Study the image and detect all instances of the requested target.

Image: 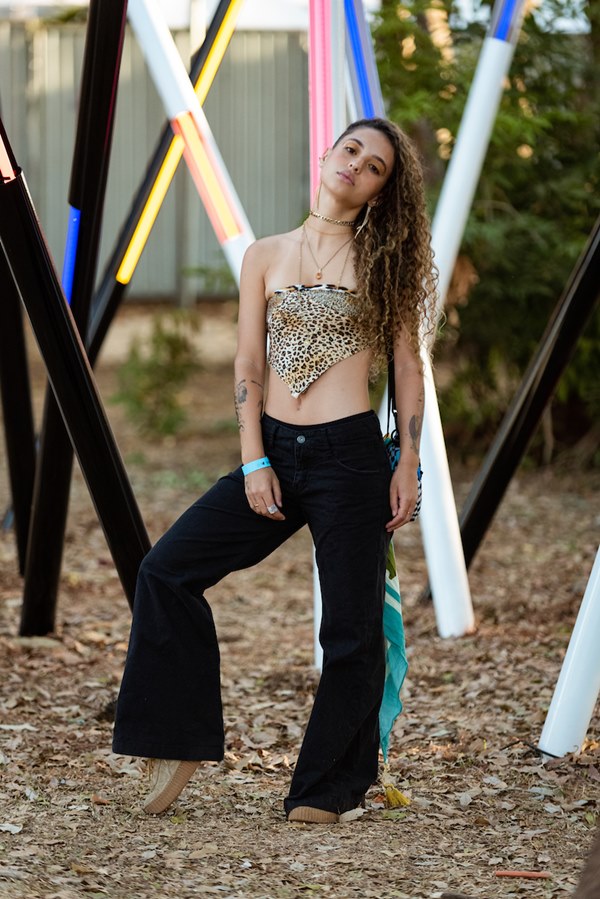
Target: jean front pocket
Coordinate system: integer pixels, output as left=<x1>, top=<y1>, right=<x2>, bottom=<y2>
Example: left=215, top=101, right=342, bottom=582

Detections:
left=331, top=435, right=389, bottom=475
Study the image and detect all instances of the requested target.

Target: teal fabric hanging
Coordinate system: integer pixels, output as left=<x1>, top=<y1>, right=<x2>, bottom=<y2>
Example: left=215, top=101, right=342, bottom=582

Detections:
left=379, top=540, right=408, bottom=761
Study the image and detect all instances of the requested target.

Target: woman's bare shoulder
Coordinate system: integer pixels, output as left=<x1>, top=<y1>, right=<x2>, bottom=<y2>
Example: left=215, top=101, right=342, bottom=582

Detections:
left=246, top=229, right=302, bottom=259
left=242, top=229, right=303, bottom=289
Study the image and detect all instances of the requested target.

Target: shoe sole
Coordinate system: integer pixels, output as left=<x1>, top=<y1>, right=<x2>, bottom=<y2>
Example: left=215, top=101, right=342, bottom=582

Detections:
left=143, top=761, right=199, bottom=815
left=288, top=806, right=339, bottom=824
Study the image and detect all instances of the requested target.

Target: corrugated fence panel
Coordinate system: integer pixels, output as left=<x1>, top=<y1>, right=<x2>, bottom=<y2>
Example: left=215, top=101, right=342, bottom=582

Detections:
left=35, top=26, right=77, bottom=273
left=0, top=22, right=309, bottom=300
left=0, top=22, right=28, bottom=163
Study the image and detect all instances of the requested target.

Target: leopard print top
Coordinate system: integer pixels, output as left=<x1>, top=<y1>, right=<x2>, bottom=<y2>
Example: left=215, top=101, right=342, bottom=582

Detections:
left=266, top=284, right=370, bottom=398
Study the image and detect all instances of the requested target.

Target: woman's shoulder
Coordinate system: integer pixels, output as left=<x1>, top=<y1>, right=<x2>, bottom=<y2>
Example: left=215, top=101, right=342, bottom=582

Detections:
left=245, top=228, right=302, bottom=260
left=241, top=229, right=303, bottom=286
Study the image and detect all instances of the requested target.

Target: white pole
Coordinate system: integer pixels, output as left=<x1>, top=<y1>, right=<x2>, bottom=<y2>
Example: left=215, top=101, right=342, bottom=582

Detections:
left=330, top=0, right=347, bottom=141
left=429, top=39, right=515, bottom=324
left=419, top=357, right=475, bottom=637
left=345, top=59, right=359, bottom=123
left=538, top=547, right=600, bottom=757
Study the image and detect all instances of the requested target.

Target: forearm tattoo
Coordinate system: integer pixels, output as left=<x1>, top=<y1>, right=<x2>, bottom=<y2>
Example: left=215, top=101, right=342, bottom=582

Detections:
left=234, top=379, right=248, bottom=431
left=250, top=379, right=264, bottom=415
left=234, top=378, right=264, bottom=431
left=409, top=386, right=425, bottom=455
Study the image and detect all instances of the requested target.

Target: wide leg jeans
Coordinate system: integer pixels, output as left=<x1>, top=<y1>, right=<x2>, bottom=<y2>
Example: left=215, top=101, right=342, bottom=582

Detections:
left=112, top=410, right=392, bottom=816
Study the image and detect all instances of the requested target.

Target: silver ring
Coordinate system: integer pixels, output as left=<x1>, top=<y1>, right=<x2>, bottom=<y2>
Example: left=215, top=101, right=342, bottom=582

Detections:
left=267, top=504, right=278, bottom=515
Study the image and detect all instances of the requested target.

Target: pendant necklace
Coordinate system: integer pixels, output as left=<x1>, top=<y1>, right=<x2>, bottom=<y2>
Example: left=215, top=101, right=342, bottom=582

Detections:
left=302, top=223, right=353, bottom=281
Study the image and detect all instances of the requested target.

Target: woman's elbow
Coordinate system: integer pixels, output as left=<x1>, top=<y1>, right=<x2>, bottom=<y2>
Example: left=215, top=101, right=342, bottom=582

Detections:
left=234, top=353, right=265, bottom=380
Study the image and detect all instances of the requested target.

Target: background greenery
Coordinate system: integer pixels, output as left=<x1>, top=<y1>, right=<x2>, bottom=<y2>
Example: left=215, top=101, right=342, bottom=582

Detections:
left=374, top=0, right=599, bottom=464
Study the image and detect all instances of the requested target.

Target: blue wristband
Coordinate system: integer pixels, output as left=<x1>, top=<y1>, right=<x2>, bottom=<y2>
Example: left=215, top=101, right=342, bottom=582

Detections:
left=242, top=456, right=271, bottom=476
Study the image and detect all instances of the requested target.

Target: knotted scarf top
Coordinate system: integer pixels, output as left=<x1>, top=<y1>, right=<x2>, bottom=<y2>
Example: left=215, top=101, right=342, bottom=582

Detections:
left=266, top=284, right=370, bottom=398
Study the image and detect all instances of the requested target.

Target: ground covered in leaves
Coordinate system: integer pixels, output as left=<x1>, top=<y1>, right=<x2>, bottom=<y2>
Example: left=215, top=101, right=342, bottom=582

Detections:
left=0, top=303, right=599, bottom=899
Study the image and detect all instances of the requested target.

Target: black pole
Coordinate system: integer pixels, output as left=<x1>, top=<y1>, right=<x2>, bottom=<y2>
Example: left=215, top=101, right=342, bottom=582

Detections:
left=21, top=0, right=128, bottom=634
left=0, top=169, right=150, bottom=613
left=0, top=245, right=37, bottom=573
left=87, top=0, right=236, bottom=363
left=459, top=217, right=600, bottom=567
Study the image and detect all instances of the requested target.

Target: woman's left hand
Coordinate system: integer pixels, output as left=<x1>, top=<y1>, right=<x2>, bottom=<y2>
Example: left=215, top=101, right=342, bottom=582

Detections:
left=386, top=463, right=419, bottom=532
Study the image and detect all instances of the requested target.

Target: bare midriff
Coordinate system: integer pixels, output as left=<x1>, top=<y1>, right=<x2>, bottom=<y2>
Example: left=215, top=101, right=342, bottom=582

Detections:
left=264, top=348, right=373, bottom=425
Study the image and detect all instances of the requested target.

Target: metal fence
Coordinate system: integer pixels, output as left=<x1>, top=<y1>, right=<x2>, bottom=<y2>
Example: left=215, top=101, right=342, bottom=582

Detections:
left=0, top=20, right=310, bottom=299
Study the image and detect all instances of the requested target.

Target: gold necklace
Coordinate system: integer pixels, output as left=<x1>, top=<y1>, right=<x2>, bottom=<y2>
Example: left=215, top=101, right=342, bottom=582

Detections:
left=302, top=224, right=353, bottom=281
left=305, top=220, right=352, bottom=237
left=309, top=209, right=356, bottom=228
left=336, top=239, right=354, bottom=290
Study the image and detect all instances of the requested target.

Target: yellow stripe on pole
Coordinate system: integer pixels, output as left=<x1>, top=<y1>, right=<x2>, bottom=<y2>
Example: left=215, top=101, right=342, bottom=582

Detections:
left=195, top=0, right=244, bottom=104
left=117, top=135, right=184, bottom=284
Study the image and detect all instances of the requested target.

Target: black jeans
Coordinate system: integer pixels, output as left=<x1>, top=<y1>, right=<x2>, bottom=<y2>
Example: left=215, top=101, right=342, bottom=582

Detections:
left=112, top=411, right=392, bottom=816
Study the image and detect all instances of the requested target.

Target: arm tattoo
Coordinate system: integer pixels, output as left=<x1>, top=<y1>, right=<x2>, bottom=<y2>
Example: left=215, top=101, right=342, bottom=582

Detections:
left=234, top=379, right=248, bottom=431
left=408, top=416, right=419, bottom=455
left=409, top=385, right=425, bottom=454
left=235, top=378, right=265, bottom=428
left=250, top=379, right=264, bottom=414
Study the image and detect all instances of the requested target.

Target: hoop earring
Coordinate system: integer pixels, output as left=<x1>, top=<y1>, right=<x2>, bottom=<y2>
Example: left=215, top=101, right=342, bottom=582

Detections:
left=354, top=203, right=372, bottom=238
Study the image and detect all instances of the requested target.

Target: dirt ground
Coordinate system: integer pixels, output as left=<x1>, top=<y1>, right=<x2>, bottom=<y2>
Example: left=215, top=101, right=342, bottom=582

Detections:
left=0, top=302, right=598, bottom=899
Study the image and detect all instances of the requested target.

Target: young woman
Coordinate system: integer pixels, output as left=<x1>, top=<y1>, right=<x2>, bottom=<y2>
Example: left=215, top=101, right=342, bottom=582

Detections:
left=112, top=117, right=436, bottom=823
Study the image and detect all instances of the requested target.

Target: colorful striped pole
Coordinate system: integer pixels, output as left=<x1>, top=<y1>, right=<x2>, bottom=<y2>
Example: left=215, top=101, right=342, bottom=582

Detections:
left=308, top=0, right=335, bottom=200
left=113, top=0, right=244, bottom=288
left=309, top=0, right=345, bottom=669
left=127, top=0, right=254, bottom=284
left=88, top=0, right=244, bottom=363
left=344, top=0, right=384, bottom=119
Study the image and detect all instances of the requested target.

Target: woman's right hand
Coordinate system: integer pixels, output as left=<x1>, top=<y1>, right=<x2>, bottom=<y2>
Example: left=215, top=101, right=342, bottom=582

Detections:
left=244, top=468, right=285, bottom=520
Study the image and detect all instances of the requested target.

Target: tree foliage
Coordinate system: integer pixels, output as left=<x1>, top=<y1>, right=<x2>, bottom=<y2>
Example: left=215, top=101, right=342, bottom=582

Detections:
left=374, top=0, right=600, bottom=460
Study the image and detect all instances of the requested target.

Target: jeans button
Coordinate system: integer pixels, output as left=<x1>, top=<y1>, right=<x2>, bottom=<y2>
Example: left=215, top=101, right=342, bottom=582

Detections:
left=297, top=435, right=306, bottom=444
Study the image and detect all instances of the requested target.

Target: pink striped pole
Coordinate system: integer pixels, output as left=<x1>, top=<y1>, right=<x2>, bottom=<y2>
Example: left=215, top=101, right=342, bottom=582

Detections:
left=308, top=0, right=337, bottom=668
left=308, top=0, right=334, bottom=200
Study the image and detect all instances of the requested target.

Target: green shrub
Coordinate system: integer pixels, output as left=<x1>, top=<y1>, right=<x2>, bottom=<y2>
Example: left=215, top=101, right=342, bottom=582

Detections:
left=112, top=311, right=201, bottom=436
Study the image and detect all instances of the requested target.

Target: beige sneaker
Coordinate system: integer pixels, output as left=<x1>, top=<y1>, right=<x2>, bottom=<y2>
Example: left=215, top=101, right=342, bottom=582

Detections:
left=287, top=806, right=339, bottom=824
left=143, top=759, right=199, bottom=815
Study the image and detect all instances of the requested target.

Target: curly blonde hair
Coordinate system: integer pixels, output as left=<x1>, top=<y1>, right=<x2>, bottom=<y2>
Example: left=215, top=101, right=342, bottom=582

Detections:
left=334, top=118, right=437, bottom=370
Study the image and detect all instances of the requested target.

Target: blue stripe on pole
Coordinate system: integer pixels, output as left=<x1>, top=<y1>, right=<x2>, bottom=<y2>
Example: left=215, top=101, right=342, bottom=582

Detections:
left=492, top=0, right=519, bottom=41
left=345, top=0, right=374, bottom=118
left=62, top=206, right=80, bottom=304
